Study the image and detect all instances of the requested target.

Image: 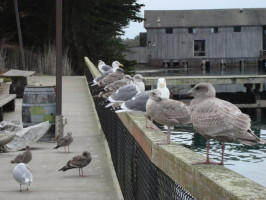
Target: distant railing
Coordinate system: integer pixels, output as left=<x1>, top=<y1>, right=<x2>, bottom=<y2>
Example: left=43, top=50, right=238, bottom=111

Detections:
left=260, top=50, right=266, bottom=58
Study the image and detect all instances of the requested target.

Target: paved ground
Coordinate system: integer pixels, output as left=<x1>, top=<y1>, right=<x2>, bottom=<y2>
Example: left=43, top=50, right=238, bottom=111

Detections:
left=1, top=76, right=123, bottom=200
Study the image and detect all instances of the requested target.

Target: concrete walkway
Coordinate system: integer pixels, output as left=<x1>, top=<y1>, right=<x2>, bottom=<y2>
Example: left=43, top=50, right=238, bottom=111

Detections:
left=1, top=76, right=122, bottom=200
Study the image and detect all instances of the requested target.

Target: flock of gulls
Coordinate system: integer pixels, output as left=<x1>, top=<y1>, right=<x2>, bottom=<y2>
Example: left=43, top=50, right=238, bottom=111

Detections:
left=10, top=131, right=91, bottom=191
left=7, top=59, right=266, bottom=192
left=92, top=60, right=266, bottom=166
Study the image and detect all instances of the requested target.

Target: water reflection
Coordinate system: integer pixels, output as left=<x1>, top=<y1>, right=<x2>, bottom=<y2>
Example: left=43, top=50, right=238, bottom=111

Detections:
left=159, top=117, right=266, bottom=187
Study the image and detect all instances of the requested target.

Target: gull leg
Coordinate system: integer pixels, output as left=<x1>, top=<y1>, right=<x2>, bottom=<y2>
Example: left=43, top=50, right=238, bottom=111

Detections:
left=146, top=116, right=159, bottom=130
left=20, top=183, right=22, bottom=192
left=157, top=126, right=171, bottom=145
left=194, top=139, right=223, bottom=165
left=81, top=168, right=84, bottom=177
left=218, top=142, right=225, bottom=165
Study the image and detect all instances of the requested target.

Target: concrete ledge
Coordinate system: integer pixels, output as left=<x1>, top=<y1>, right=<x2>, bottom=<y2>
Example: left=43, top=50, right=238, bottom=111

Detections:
left=85, top=57, right=266, bottom=200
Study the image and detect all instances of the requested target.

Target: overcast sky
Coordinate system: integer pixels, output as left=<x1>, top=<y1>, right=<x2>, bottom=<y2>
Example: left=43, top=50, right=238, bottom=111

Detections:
left=122, top=0, right=266, bottom=39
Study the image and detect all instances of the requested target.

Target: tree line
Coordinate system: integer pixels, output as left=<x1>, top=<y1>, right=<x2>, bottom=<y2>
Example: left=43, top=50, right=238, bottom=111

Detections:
left=0, top=0, right=144, bottom=74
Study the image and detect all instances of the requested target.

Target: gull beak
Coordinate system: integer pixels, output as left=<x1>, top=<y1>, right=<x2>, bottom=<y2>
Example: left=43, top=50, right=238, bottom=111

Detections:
left=119, top=64, right=124, bottom=67
left=160, top=83, right=164, bottom=88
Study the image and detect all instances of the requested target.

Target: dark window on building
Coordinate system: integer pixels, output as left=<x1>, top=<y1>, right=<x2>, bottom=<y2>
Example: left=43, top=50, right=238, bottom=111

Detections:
left=188, top=27, right=196, bottom=34
left=211, top=27, right=218, bottom=33
left=165, top=28, right=173, bottom=34
left=139, top=33, right=147, bottom=47
left=234, top=26, right=241, bottom=32
left=194, top=40, right=205, bottom=56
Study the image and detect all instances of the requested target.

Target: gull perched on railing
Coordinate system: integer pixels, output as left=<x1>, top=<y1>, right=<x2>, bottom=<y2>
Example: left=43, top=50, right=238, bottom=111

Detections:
left=97, top=60, right=112, bottom=73
left=186, top=82, right=266, bottom=165
left=91, top=61, right=123, bottom=86
left=105, top=74, right=145, bottom=108
left=115, top=78, right=170, bottom=129
left=146, top=89, right=191, bottom=145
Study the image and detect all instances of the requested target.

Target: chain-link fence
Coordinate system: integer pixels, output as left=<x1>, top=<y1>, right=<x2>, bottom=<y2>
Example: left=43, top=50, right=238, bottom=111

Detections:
left=85, top=70, right=195, bottom=200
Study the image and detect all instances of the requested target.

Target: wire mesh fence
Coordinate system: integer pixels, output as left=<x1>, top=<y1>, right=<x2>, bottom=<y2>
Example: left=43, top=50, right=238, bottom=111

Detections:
left=85, top=69, right=195, bottom=200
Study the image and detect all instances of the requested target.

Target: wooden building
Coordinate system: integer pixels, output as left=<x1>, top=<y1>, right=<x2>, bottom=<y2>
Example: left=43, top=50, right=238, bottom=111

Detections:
left=125, top=8, right=266, bottom=67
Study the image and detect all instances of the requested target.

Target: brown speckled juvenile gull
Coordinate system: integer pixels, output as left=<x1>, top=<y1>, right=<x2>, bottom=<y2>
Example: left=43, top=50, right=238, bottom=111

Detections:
left=53, top=131, right=73, bottom=153
left=146, top=89, right=191, bottom=145
left=98, top=75, right=133, bottom=99
left=59, top=151, right=92, bottom=177
left=10, top=145, right=32, bottom=164
left=91, top=61, right=123, bottom=86
left=187, top=82, right=266, bottom=165
left=115, top=78, right=171, bottom=128
left=98, top=68, right=124, bottom=87
left=104, top=75, right=132, bottom=92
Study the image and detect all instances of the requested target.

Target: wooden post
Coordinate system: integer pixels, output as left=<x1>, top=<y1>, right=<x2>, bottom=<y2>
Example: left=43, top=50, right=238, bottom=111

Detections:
left=13, top=0, right=26, bottom=70
left=55, top=0, right=63, bottom=140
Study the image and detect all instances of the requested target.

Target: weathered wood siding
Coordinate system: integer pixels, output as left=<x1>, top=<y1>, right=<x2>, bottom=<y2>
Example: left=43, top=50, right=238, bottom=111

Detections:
left=146, top=26, right=262, bottom=60
left=126, top=26, right=263, bottom=64
left=124, top=47, right=148, bottom=63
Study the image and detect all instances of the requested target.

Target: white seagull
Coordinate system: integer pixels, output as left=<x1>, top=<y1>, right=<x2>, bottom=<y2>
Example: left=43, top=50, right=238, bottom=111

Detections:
left=13, top=163, right=33, bottom=191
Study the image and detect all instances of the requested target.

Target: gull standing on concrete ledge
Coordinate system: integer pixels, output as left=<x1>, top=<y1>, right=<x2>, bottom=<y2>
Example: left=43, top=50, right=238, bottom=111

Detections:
left=146, top=89, right=191, bottom=145
left=97, top=60, right=112, bottom=73
left=13, top=163, right=33, bottom=191
left=91, top=61, right=123, bottom=86
left=53, top=131, right=73, bottom=153
left=10, top=145, right=32, bottom=164
left=186, top=82, right=266, bottom=165
left=97, top=68, right=124, bottom=87
left=116, top=78, right=170, bottom=128
left=59, top=151, right=92, bottom=177
left=105, top=74, right=145, bottom=107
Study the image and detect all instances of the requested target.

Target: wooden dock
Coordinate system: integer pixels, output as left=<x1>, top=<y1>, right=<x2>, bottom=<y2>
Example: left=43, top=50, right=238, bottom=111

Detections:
left=144, top=75, right=266, bottom=85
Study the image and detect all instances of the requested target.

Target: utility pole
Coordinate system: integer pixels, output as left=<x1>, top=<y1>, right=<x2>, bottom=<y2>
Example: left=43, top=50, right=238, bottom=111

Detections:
left=13, top=0, right=26, bottom=70
left=55, top=0, right=63, bottom=140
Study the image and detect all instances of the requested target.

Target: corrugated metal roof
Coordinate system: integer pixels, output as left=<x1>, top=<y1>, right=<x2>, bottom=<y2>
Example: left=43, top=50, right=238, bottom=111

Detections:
left=144, top=8, right=266, bottom=28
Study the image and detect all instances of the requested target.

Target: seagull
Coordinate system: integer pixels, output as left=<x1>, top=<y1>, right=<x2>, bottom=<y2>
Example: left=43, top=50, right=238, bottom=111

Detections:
left=105, top=74, right=145, bottom=108
left=53, top=131, right=73, bottom=153
left=97, top=60, right=112, bottom=73
left=97, top=75, right=133, bottom=101
left=91, top=61, right=123, bottom=86
left=186, top=82, right=266, bottom=165
left=10, top=145, right=32, bottom=164
left=146, top=89, right=191, bottom=145
left=59, top=151, right=92, bottom=177
left=13, top=163, right=33, bottom=191
left=104, top=75, right=133, bottom=93
left=97, top=68, right=125, bottom=87
left=115, top=78, right=170, bottom=128
left=157, top=78, right=170, bottom=99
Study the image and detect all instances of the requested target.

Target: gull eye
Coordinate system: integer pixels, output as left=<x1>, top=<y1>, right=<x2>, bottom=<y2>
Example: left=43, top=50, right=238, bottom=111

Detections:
left=195, top=86, right=201, bottom=91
